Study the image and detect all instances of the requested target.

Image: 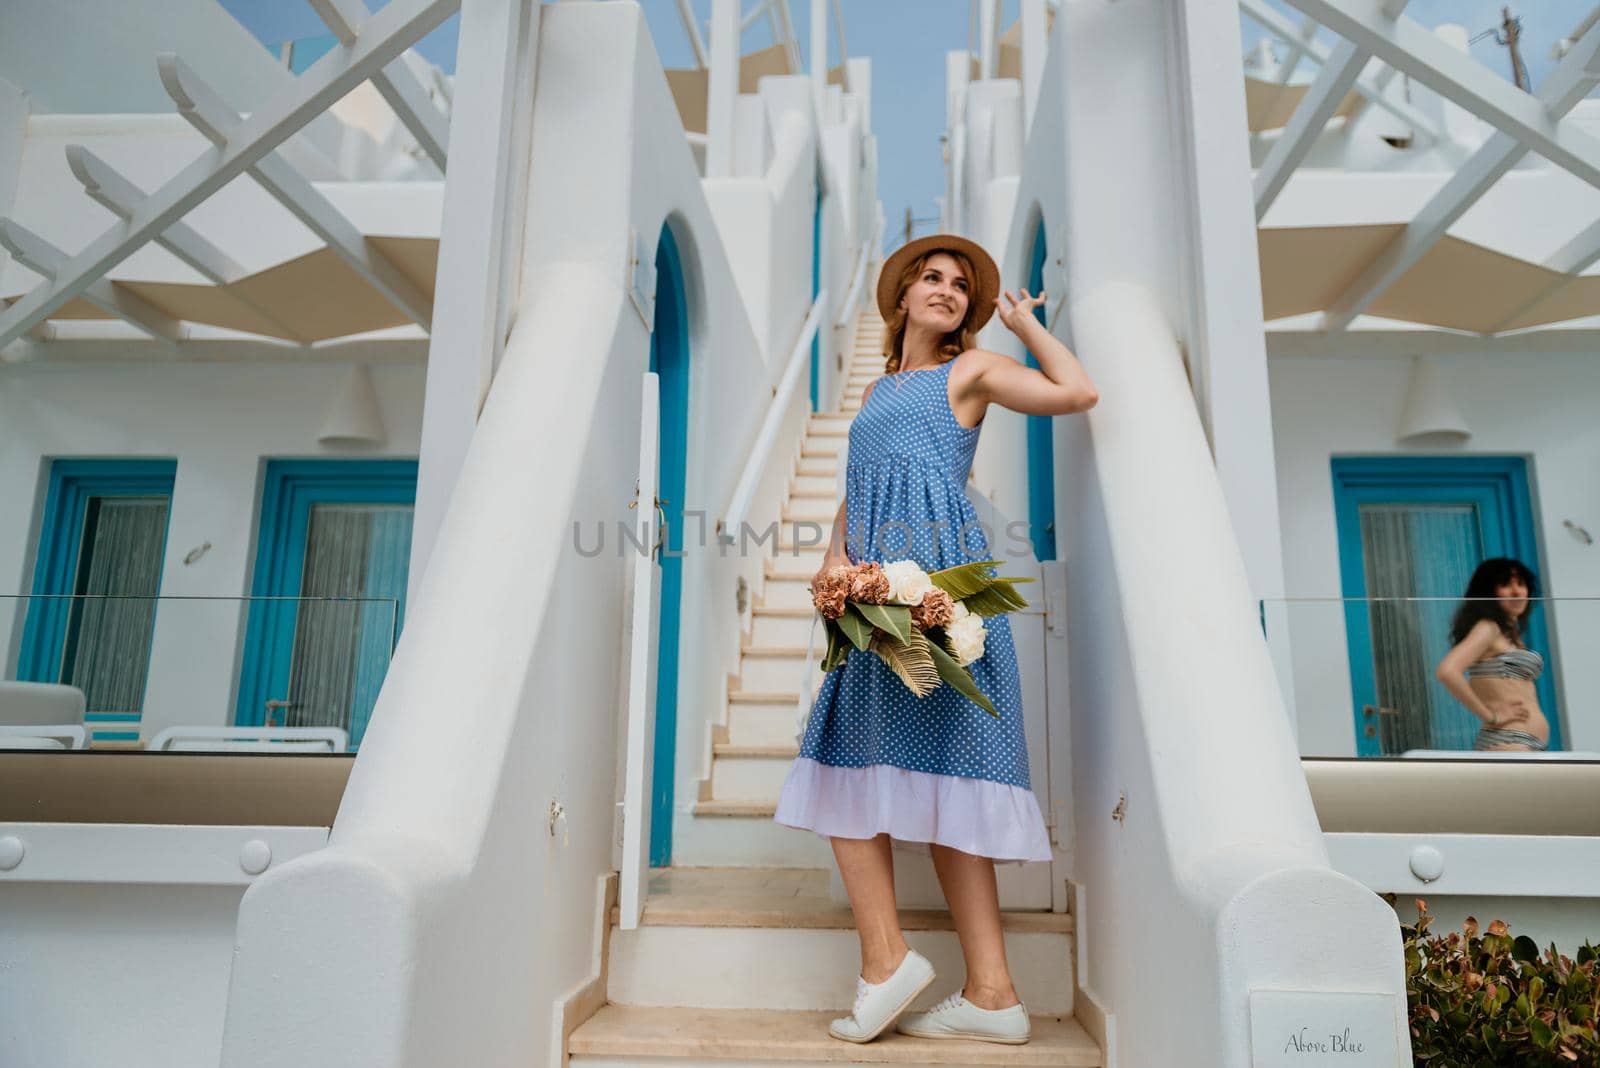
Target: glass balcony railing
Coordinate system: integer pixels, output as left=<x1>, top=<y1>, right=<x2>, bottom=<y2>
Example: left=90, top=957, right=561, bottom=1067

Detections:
left=0, top=594, right=399, bottom=752
left=1260, top=597, right=1600, bottom=759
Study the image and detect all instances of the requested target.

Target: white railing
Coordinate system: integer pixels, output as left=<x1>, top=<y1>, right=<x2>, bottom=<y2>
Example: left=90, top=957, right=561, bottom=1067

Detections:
left=717, top=290, right=828, bottom=546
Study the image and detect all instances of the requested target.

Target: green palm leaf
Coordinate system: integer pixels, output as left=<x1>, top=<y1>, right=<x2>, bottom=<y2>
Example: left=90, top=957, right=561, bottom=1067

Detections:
left=926, top=638, right=1000, bottom=718
left=928, top=559, right=1005, bottom=599
left=836, top=605, right=874, bottom=650
left=868, top=626, right=939, bottom=697
left=961, top=580, right=1031, bottom=617
left=820, top=619, right=850, bottom=673
left=853, top=601, right=914, bottom=643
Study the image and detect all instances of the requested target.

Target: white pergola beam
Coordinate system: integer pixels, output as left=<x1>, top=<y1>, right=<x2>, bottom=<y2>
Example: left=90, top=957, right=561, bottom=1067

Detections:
left=1323, top=18, right=1600, bottom=331
left=310, top=0, right=451, bottom=171
left=674, top=0, right=708, bottom=68
left=742, top=0, right=770, bottom=34
left=809, top=0, right=826, bottom=120
left=1274, top=15, right=1320, bottom=82
left=978, top=0, right=997, bottom=80
left=1545, top=217, right=1600, bottom=275
left=161, top=55, right=433, bottom=329
left=0, top=220, right=184, bottom=342
left=1255, top=37, right=1371, bottom=219
left=1278, top=0, right=1600, bottom=192
left=831, top=0, right=850, bottom=92
left=64, top=145, right=247, bottom=284
left=774, top=0, right=802, bottom=74
left=705, top=0, right=738, bottom=178
left=0, top=0, right=455, bottom=348
left=1240, top=0, right=1443, bottom=143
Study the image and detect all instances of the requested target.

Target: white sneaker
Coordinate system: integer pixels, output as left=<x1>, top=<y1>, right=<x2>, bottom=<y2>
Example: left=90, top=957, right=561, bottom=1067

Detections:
left=895, top=988, right=1031, bottom=1044
left=826, top=948, right=937, bottom=1043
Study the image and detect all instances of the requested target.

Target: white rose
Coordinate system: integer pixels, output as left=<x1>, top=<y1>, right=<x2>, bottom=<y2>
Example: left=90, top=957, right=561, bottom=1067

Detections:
left=950, top=600, right=970, bottom=621
left=947, top=613, right=987, bottom=666
left=882, top=560, right=935, bottom=606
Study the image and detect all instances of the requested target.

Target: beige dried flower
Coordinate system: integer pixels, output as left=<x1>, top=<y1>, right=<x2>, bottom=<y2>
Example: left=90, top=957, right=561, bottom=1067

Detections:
left=848, top=561, right=891, bottom=604
left=811, top=566, right=851, bottom=619
left=910, top=587, right=955, bottom=630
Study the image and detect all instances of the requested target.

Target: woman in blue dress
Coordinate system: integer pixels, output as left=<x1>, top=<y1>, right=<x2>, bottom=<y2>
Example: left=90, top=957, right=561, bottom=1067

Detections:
left=774, top=234, right=1099, bottom=1045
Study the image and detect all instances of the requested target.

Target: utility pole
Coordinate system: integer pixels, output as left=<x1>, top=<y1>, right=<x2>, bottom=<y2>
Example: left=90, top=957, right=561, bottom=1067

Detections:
left=1500, top=6, right=1529, bottom=91
left=903, top=205, right=913, bottom=245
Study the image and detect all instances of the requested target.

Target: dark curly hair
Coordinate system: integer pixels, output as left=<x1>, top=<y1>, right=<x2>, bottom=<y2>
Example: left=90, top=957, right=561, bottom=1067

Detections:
left=1448, top=557, right=1540, bottom=645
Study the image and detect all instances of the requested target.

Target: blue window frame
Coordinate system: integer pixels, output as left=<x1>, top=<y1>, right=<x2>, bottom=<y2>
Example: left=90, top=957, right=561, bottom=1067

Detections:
left=17, top=459, right=177, bottom=741
left=236, top=459, right=417, bottom=749
left=1331, top=456, right=1560, bottom=754
left=1024, top=219, right=1056, bottom=560
left=649, top=224, right=691, bottom=867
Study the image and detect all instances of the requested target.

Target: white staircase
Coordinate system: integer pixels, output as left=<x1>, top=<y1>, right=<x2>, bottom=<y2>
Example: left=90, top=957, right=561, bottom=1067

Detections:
left=684, top=317, right=884, bottom=862
left=567, top=868, right=1101, bottom=1067
left=575, top=315, right=1100, bottom=1066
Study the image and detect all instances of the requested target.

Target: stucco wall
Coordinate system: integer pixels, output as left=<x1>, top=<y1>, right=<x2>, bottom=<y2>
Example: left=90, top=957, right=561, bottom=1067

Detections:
left=0, top=360, right=426, bottom=741
left=1269, top=351, right=1600, bottom=755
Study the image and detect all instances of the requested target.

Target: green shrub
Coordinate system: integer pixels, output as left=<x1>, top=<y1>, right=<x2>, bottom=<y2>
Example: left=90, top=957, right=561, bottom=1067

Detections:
left=1392, top=896, right=1599, bottom=1064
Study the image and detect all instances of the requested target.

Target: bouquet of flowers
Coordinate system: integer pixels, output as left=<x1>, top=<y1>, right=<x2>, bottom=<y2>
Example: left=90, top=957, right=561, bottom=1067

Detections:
left=808, top=558, right=1033, bottom=718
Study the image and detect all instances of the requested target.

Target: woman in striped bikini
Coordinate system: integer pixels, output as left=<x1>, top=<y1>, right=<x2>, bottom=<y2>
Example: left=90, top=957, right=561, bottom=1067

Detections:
left=1433, top=558, right=1549, bottom=752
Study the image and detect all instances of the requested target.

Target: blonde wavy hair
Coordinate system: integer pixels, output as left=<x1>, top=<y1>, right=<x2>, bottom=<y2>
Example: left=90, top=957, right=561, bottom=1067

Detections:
left=881, top=249, right=981, bottom=373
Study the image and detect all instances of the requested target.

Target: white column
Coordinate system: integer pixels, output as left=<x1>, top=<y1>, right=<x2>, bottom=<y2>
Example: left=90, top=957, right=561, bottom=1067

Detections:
left=1168, top=0, right=1287, bottom=601
left=409, top=0, right=534, bottom=603
left=978, top=0, right=998, bottom=80
left=1020, top=0, right=1047, bottom=132
left=706, top=0, right=739, bottom=178
left=810, top=0, right=827, bottom=124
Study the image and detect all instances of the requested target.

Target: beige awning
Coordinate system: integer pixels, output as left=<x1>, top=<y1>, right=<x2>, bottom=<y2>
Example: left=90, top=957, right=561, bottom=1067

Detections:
left=1244, top=75, right=1362, bottom=132
left=1259, top=224, right=1600, bottom=333
left=6, top=237, right=439, bottom=343
left=666, top=44, right=798, bottom=136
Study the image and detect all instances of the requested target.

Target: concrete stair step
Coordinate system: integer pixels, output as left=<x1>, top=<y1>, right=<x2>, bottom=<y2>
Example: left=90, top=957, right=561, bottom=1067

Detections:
left=773, top=541, right=827, bottom=567
left=675, top=806, right=837, bottom=867
left=756, top=576, right=815, bottom=611
left=691, top=798, right=780, bottom=817
left=569, top=1005, right=1100, bottom=1066
left=783, top=494, right=838, bottom=522
left=710, top=745, right=799, bottom=800
left=803, top=436, right=846, bottom=457
left=751, top=603, right=818, bottom=645
left=726, top=691, right=805, bottom=747
left=738, top=645, right=815, bottom=692
left=606, top=913, right=1073, bottom=1013
left=794, top=457, right=837, bottom=478
left=790, top=474, right=837, bottom=496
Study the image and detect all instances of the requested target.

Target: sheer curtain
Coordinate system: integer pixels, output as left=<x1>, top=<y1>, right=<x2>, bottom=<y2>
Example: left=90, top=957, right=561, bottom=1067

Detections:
left=64, top=496, right=169, bottom=718
left=287, top=503, right=411, bottom=747
left=1359, top=503, right=1483, bottom=752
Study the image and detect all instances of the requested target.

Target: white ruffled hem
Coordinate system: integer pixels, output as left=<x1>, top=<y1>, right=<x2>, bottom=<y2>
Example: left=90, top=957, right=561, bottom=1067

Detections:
left=772, top=757, right=1054, bottom=866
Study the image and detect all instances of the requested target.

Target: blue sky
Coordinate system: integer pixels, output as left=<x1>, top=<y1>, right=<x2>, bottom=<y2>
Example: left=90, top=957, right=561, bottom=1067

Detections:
left=220, top=1, right=1595, bottom=252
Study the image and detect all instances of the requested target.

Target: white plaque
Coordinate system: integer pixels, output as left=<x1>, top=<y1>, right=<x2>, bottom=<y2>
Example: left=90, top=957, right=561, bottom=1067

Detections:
left=1250, top=990, right=1403, bottom=1066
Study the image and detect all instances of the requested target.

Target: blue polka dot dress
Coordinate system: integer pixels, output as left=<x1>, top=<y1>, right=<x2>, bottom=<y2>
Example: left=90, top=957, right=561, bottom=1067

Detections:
left=773, top=353, right=1053, bottom=865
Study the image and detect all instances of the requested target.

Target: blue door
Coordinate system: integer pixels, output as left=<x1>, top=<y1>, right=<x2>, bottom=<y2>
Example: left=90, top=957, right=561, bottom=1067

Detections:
left=1332, top=456, right=1560, bottom=754
left=18, top=459, right=176, bottom=742
left=237, top=459, right=416, bottom=749
left=1024, top=220, right=1056, bottom=560
left=649, top=225, right=691, bottom=866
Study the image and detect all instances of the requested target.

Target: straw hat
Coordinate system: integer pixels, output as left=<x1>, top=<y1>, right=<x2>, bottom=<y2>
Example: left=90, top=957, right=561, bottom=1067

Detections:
left=876, top=233, right=1001, bottom=333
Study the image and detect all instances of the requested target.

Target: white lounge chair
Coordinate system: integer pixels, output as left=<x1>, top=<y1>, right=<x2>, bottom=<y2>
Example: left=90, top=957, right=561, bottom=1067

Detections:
left=146, top=725, right=349, bottom=753
left=0, top=681, right=90, bottom=749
